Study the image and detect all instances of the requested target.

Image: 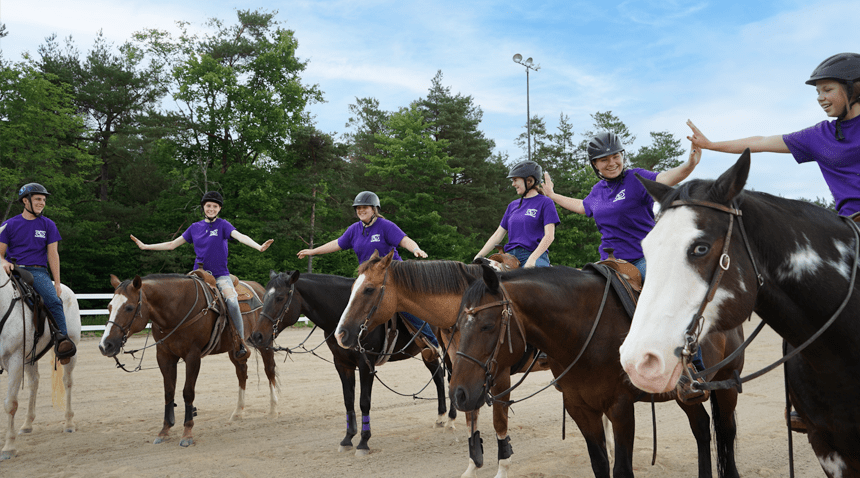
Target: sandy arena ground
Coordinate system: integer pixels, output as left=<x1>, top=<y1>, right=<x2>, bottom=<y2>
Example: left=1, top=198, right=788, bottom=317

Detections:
left=0, top=319, right=823, bottom=478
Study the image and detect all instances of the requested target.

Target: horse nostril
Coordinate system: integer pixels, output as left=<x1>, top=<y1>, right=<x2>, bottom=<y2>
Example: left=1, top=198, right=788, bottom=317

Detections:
left=452, top=387, right=468, bottom=410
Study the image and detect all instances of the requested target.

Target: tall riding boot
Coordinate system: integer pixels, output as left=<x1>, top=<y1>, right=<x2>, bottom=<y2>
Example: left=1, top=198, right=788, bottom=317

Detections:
left=226, top=298, right=247, bottom=359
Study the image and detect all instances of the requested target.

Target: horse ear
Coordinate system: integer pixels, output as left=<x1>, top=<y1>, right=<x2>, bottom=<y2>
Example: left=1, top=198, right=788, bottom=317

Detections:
left=288, top=270, right=300, bottom=284
left=132, top=275, right=142, bottom=290
left=380, top=249, right=395, bottom=268
left=110, top=274, right=121, bottom=289
left=636, top=173, right=673, bottom=203
left=481, top=263, right=500, bottom=293
left=369, top=250, right=380, bottom=261
left=269, top=270, right=278, bottom=280
left=711, top=148, right=750, bottom=204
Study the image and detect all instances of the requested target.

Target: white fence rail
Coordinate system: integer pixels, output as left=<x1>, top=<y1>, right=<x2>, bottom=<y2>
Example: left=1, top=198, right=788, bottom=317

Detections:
left=76, top=293, right=307, bottom=332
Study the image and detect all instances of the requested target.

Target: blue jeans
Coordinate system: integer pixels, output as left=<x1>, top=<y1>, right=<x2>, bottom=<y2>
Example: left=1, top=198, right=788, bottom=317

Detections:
left=629, top=257, right=646, bottom=280
left=400, top=311, right=438, bottom=347
left=22, top=266, right=67, bottom=335
left=216, top=276, right=244, bottom=340
left=508, top=246, right=551, bottom=268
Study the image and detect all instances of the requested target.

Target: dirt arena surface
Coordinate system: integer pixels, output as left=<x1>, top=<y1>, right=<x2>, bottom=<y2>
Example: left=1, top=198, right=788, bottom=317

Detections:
left=1, top=319, right=823, bottom=477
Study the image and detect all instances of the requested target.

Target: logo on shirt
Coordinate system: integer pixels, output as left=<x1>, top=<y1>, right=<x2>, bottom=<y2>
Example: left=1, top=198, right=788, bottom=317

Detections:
left=613, top=190, right=626, bottom=202
left=209, top=229, right=219, bottom=237
left=524, top=208, right=538, bottom=218
left=34, top=230, right=46, bottom=239
left=370, top=234, right=381, bottom=243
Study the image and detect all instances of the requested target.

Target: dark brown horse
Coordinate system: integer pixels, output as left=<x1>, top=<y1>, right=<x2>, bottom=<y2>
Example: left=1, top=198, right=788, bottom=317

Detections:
left=247, top=270, right=451, bottom=455
left=620, top=151, right=860, bottom=477
left=99, top=273, right=277, bottom=447
left=334, top=251, right=548, bottom=478
left=451, top=264, right=744, bottom=478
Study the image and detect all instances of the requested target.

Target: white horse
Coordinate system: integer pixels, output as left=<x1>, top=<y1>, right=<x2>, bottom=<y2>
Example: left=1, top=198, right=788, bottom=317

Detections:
left=0, top=224, right=80, bottom=460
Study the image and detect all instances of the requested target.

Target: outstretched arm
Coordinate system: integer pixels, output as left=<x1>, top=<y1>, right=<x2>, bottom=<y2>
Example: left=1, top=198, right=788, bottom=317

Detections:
left=687, top=119, right=789, bottom=154
left=656, top=144, right=702, bottom=186
left=399, top=236, right=428, bottom=258
left=130, top=234, right=186, bottom=251
left=544, top=172, right=586, bottom=214
left=230, top=230, right=273, bottom=252
left=474, top=226, right=508, bottom=261
left=297, top=239, right=342, bottom=259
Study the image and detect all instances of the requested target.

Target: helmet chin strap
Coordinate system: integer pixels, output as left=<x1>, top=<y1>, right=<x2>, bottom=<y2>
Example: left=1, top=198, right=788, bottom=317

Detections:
left=23, top=198, right=42, bottom=218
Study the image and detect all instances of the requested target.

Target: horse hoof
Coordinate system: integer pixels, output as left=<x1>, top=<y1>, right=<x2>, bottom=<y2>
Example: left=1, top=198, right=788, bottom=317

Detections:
left=18, top=428, right=32, bottom=435
left=0, top=451, right=14, bottom=460
left=153, top=437, right=166, bottom=444
left=64, top=427, right=75, bottom=433
left=338, top=445, right=353, bottom=453
left=180, top=438, right=193, bottom=447
left=355, top=448, right=369, bottom=457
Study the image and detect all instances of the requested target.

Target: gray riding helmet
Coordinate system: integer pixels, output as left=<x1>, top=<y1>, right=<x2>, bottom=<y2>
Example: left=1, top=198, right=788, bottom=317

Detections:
left=18, top=183, right=50, bottom=202
left=587, top=132, right=625, bottom=180
left=352, top=191, right=381, bottom=208
left=506, top=160, right=543, bottom=186
left=805, top=53, right=860, bottom=140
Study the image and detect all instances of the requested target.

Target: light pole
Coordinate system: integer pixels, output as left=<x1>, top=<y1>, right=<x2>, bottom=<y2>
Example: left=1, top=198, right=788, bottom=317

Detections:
left=513, top=54, right=540, bottom=162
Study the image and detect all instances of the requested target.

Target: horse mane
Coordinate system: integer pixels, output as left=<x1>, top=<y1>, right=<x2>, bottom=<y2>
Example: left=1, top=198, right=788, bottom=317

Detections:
left=116, top=273, right=190, bottom=291
left=359, top=258, right=482, bottom=295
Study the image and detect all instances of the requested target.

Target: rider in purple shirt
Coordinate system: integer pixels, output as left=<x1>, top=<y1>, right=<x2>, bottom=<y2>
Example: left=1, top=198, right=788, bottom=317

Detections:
left=544, top=131, right=702, bottom=277
left=131, top=191, right=274, bottom=359
left=475, top=161, right=559, bottom=268
left=688, top=52, right=860, bottom=217
left=0, top=183, right=76, bottom=359
left=297, top=191, right=438, bottom=347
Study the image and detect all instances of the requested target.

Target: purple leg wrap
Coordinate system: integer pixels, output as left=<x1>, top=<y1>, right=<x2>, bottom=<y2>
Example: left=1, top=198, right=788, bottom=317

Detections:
left=362, top=415, right=370, bottom=432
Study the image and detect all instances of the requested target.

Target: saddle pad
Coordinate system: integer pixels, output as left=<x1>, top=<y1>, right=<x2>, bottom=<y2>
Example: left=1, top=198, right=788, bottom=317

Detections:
left=583, top=263, right=638, bottom=320
left=236, top=281, right=262, bottom=313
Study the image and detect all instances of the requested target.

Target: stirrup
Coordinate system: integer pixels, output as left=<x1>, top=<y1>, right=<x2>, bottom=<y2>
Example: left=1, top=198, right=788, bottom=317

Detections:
left=787, top=410, right=808, bottom=434
left=54, top=334, right=76, bottom=362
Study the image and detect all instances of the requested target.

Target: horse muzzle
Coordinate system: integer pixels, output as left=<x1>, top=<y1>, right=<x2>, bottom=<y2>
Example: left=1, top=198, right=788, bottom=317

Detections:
left=99, top=338, right=121, bottom=358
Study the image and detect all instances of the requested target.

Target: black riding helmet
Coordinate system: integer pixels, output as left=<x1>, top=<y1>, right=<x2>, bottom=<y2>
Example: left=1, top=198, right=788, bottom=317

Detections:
left=805, top=53, right=860, bottom=140
left=507, top=160, right=543, bottom=207
left=200, top=191, right=224, bottom=207
left=587, top=132, right=626, bottom=180
left=18, top=183, right=50, bottom=217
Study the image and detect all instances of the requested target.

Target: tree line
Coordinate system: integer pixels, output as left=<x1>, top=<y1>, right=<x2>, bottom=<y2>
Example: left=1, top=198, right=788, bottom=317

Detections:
left=1, top=9, right=687, bottom=294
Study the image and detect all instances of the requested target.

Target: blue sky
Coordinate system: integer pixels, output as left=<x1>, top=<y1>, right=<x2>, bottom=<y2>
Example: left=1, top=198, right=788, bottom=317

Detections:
left=1, top=0, right=852, bottom=202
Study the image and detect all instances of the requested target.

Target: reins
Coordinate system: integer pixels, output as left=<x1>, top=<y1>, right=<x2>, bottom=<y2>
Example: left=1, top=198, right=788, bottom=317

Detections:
left=666, top=199, right=860, bottom=392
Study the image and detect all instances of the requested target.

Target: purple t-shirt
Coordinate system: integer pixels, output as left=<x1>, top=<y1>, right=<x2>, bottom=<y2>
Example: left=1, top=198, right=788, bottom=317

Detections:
left=583, top=168, right=660, bottom=261
left=0, top=215, right=62, bottom=267
left=181, top=218, right=237, bottom=277
left=783, top=115, right=860, bottom=215
left=500, top=194, right=560, bottom=253
left=337, top=217, right=406, bottom=264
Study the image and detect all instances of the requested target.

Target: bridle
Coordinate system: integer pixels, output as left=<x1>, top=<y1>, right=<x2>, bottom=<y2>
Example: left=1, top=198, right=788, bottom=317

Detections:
left=259, top=279, right=296, bottom=343
left=663, top=198, right=860, bottom=392
left=355, top=267, right=390, bottom=353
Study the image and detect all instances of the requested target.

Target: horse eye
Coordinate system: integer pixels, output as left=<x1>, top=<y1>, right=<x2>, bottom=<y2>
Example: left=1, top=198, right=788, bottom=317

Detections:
left=125, top=305, right=135, bottom=312
left=690, top=243, right=710, bottom=256
left=362, top=287, right=376, bottom=295
left=480, top=322, right=494, bottom=332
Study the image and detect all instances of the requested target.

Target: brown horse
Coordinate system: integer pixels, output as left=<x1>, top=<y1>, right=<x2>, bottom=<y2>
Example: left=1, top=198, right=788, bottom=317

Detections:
left=334, top=251, right=547, bottom=478
left=451, top=264, right=745, bottom=478
left=99, top=273, right=277, bottom=447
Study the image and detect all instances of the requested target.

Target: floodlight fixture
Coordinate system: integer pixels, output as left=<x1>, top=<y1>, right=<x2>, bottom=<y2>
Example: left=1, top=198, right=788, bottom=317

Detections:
left=511, top=54, right=540, bottom=161
left=513, top=53, right=522, bottom=62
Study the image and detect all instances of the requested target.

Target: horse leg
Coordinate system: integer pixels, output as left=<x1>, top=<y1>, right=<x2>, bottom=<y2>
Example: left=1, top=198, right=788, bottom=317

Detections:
left=154, top=352, right=179, bottom=444
left=229, top=352, right=249, bottom=421
left=605, top=398, right=636, bottom=478
left=179, top=356, right=201, bottom=447
left=444, top=354, right=457, bottom=429
left=61, top=354, right=77, bottom=432
left=335, top=359, right=358, bottom=453
left=19, top=360, right=39, bottom=434
left=677, top=401, right=713, bottom=477
left=421, top=351, right=448, bottom=428
left=711, top=389, right=740, bottom=478
left=568, top=402, right=614, bottom=478
left=261, top=349, right=279, bottom=418
left=490, top=371, right=513, bottom=478
left=356, top=359, right=373, bottom=456
left=461, top=411, right=480, bottom=478
left=1, top=358, right=24, bottom=460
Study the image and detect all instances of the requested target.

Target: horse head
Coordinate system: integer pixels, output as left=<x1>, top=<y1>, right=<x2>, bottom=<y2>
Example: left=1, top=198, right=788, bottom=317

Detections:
left=99, top=274, right=150, bottom=357
left=450, top=263, right=524, bottom=412
left=335, top=249, right=397, bottom=349
left=250, top=270, right=301, bottom=348
left=620, top=150, right=759, bottom=394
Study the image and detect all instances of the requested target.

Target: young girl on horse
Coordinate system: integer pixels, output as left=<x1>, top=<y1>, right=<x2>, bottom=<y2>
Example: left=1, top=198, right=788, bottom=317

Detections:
left=543, top=131, right=702, bottom=278
left=687, top=52, right=860, bottom=217
left=130, top=191, right=274, bottom=358
left=543, top=132, right=704, bottom=403
left=474, top=161, right=559, bottom=268
left=0, top=183, right=76, bottom=359
left=297, top=191, right=439, bottom=348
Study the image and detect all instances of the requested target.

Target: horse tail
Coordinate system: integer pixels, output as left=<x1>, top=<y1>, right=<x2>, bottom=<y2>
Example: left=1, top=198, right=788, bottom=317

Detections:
left=51, top=351, right=65, bottom=410
left=710, top=393, right=737, bottom=477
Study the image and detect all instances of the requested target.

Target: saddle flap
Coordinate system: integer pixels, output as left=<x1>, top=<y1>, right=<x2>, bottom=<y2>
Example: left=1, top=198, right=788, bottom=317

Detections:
left=596, top=252, right=642, bottom=292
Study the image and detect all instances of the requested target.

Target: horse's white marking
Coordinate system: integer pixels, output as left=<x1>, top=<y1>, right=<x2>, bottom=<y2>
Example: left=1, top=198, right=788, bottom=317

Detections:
left=776, top=237, right=823, bottom=282
left=828, top=239, right=853, bottom=281
left=819, top=451, right=846, bottom=478
left=99, top=294, right=128, bottom=348
left=335, top=274, right=366, bottom=339
left=267, top=287, right=276, bottom=297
